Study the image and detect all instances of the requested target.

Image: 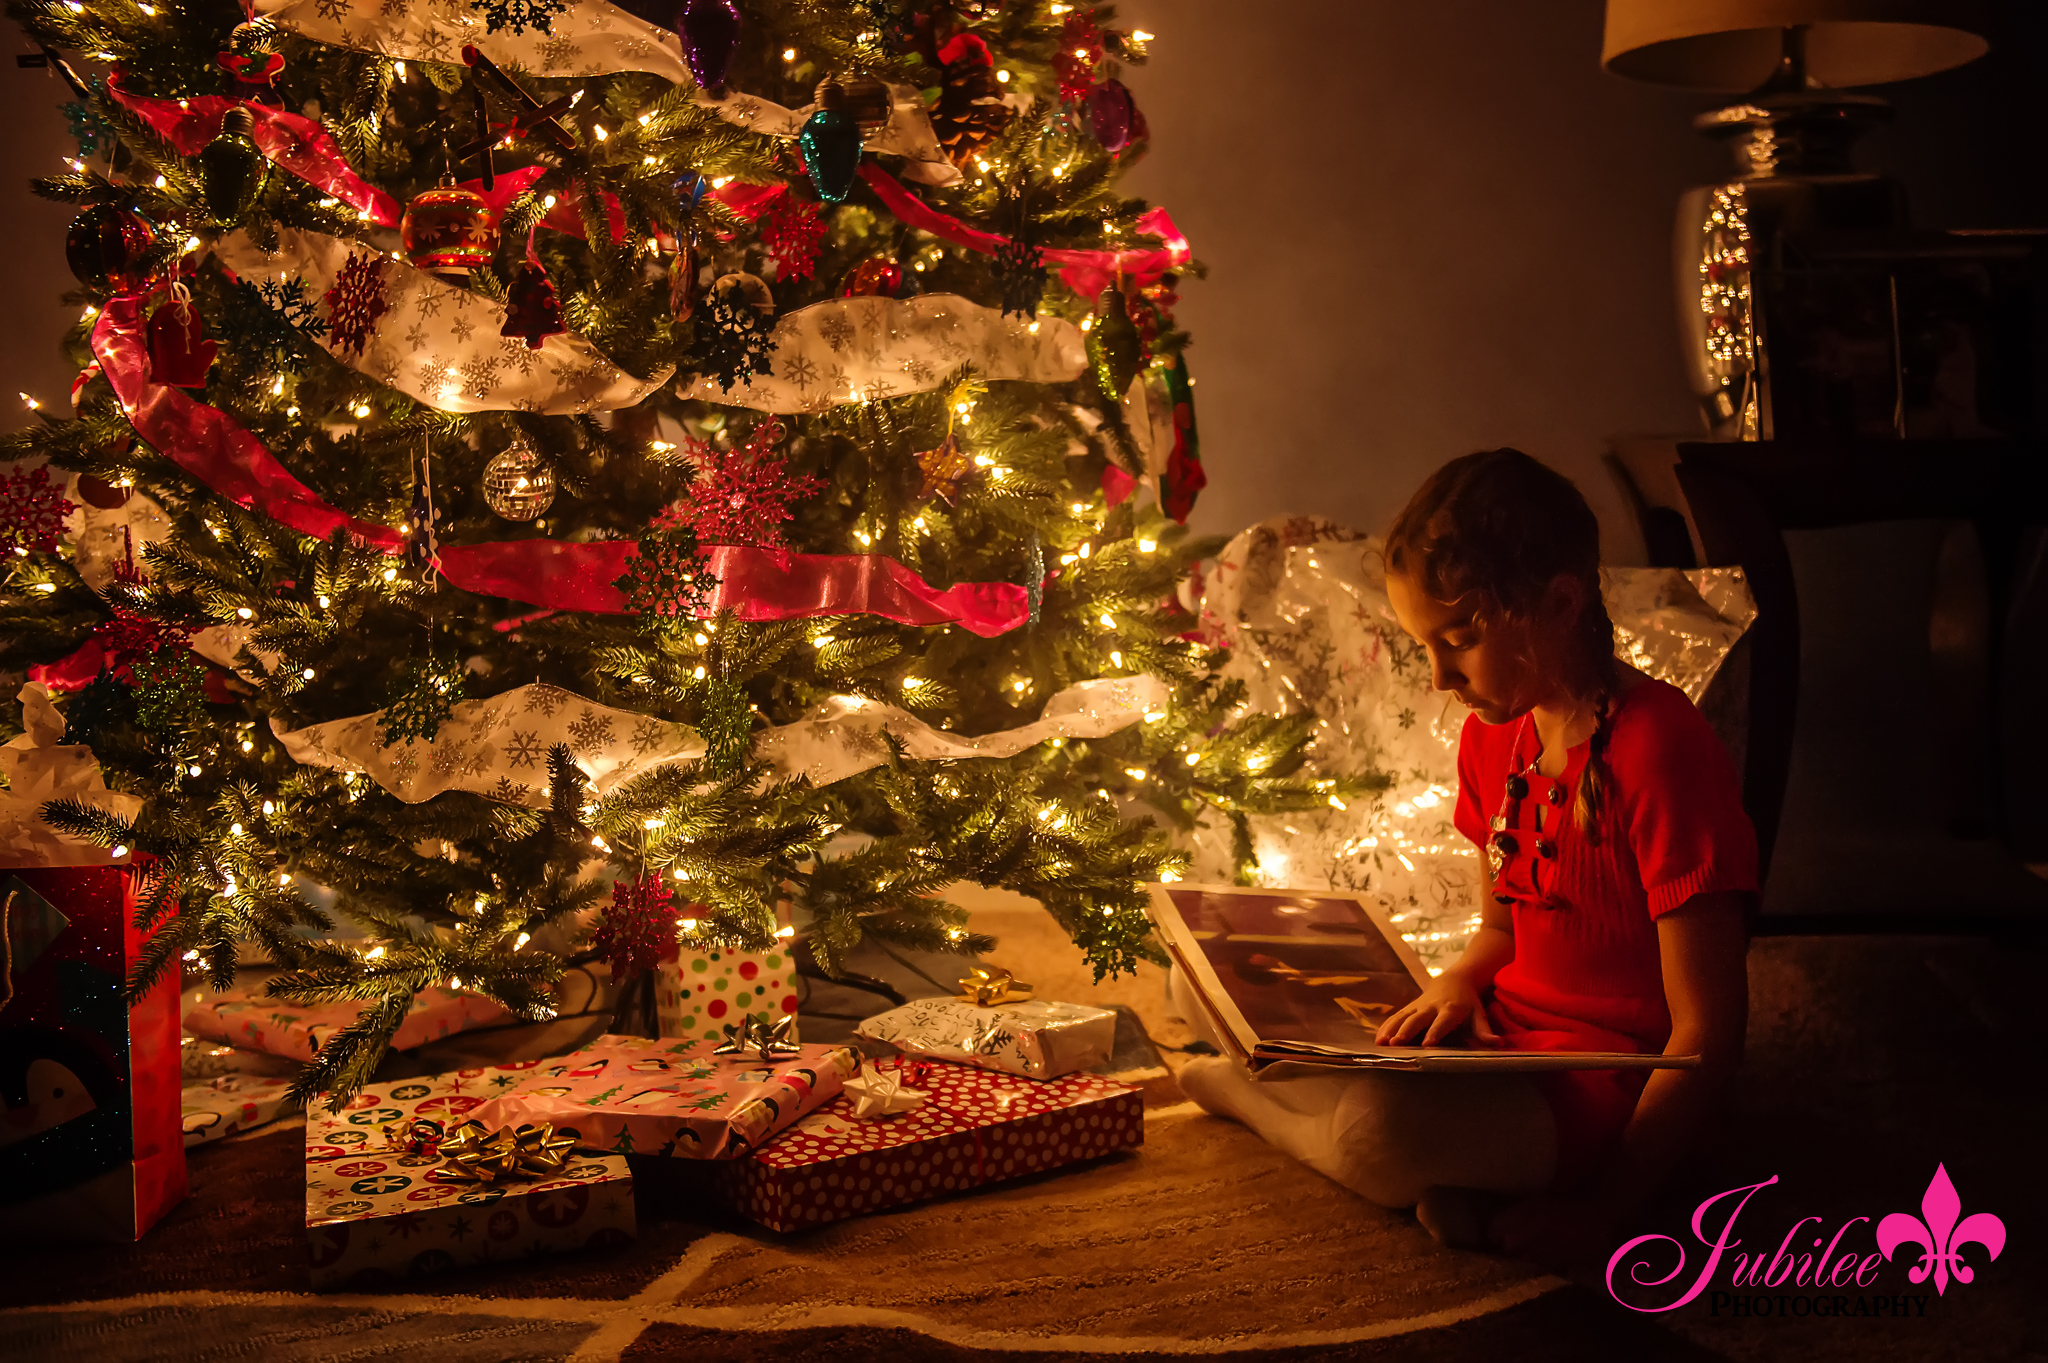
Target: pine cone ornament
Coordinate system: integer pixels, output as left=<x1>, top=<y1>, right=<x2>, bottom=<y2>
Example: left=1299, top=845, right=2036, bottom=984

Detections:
left=931, top=33, right=1011, bottom=169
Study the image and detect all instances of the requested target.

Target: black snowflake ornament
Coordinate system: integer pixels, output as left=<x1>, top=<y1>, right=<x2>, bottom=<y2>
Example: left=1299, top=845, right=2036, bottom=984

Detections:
left=688, top=275, right=776, bottom=394
left=60, top=667, right=135, bottom=748
left=993, top=236, right=1048, bottom=319
left=615, top=519, right=718, bottom=621
left=470, top=0, right=570, bottom=36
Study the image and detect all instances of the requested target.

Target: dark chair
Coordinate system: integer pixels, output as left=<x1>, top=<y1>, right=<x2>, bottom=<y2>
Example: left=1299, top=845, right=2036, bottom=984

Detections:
left=1669, top=440, right=2048, bottom=932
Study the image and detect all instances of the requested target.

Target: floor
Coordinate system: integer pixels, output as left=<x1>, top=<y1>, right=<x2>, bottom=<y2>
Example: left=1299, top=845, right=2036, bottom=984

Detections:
left=0, top=892, right=2040, bottom=1362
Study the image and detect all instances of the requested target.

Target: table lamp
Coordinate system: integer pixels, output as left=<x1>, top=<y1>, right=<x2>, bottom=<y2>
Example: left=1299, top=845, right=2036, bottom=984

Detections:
left=1602, top=1, right=1990, bottom=437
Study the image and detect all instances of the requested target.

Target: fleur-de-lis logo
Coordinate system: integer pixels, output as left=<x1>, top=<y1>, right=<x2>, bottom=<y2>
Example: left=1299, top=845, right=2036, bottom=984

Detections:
left=1876, top=1164, right=2006, bottom=1295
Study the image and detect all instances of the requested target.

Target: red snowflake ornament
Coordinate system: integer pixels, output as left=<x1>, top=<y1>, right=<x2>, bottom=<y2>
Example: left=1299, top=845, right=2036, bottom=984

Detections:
left=594, top=872, right=675, bottom=979
left=0, top=464, right=77, bottom=555
left=323, top=251, right=390, bottom=356
left=670, top=418, right=824, bottom=548
left=758, top=193, right=826, bottom=284
left=1053, top=10, right=1105, bottom=104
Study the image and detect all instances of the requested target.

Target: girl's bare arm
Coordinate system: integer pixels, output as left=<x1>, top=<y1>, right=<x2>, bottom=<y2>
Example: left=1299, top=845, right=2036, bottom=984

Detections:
left=1594, top=889, right=1751, bottom=1220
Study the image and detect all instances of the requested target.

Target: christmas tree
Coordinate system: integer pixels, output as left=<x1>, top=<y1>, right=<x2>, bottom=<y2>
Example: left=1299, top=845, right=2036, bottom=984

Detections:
left=1, top=0, right=1365, bottom=1104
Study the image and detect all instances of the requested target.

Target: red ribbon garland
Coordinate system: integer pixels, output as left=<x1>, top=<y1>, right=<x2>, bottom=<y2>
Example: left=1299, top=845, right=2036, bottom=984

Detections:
left=106, top=72, right=1189, bottom=302
left=79, top=297, right=1030, bottom=636
left=856, top=164, right=1192, bottom=299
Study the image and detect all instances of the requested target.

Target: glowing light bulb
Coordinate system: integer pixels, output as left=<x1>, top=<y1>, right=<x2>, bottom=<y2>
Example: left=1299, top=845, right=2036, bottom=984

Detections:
left=301, top=667, right=315, bottom=679
left=1138, top=539, right=1158, bottom=553
left=901, top=676, right=919, bottom=690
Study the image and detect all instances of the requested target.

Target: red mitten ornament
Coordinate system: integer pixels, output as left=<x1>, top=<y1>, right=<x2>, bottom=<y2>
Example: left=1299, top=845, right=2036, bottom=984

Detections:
left=146, top=289, right=217, bottom=388
left=501, top=257, right=564, bottom=350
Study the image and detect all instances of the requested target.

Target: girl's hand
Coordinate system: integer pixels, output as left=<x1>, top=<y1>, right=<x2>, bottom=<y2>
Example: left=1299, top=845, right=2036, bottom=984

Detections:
left=1374, top=970, right=1502, bottom=1047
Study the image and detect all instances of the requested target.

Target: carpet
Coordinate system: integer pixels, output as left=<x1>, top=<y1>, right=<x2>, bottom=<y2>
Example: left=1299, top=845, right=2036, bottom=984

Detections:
left=0, top=893, right=2039, bottom=1361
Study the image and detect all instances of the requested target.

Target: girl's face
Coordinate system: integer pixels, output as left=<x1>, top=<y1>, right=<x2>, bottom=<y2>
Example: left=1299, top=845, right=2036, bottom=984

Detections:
left=1386, top=570, right=1549, bottom=725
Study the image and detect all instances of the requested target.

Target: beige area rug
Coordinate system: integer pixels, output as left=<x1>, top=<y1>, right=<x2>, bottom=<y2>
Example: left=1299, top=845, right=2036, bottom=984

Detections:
left=0, top=885, right=1583, bottom=1361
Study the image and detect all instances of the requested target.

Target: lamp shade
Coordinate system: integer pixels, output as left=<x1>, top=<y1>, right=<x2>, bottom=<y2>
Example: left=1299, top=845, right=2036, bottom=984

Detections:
left=1603, top=0, right=1988, bottom=90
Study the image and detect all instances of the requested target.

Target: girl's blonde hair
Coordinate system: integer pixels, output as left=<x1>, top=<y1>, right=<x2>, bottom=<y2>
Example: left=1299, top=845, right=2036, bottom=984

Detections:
left=1384, top=448, right=1619, bottom=841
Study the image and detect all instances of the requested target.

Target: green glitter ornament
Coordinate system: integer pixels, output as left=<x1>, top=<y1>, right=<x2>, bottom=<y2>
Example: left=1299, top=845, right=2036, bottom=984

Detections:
left=128, top=648, right=209, bottom=735
left=378, top=653, right=468, bottom=747
left=1087, top=286, right=1144, bottom=402
left=699, top=676, right=752, bottom=774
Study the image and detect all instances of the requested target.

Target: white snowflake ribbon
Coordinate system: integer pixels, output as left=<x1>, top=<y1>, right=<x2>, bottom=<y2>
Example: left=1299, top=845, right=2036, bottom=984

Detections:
left=271, top=683, right=704, bottom=808
left=255, top=0, right=692, bottom=83
left=753, top=675, right=1169, bottom=787
left=676, top=293, right=1087, bottom=414
left=695, top=83, right=961, bottom=188
left=270, top=675, right=1167, bottom=807
left=255, top=0, right=958, bottom=186
left=214, top=228, right=672, bottom=415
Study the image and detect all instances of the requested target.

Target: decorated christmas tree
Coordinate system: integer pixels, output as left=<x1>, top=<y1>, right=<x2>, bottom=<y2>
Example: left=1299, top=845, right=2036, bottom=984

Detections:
left=1, top=0, right=1363, bottom=1104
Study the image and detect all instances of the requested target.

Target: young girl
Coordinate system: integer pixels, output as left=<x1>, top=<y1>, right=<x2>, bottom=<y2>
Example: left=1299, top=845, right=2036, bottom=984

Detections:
left=1173, top=448, right=1755, bottom=1262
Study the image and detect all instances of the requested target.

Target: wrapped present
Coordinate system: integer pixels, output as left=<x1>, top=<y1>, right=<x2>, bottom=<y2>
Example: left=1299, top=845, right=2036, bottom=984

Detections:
left=857, top=997, right=1117, bottom=1080
left=305, top=1063, right=633, bottom=1292
left=716, top=1058, right=1142, bottom=1231
left=181, top=1034, right=300, bottom=1080
left=182, top=1073, right=295, bottom=1148
left=470, top=1033, right=859, bottom=1159
left=655, top=945, right=800, bottom=1041
left=183, top=981, right=512, bottom=1062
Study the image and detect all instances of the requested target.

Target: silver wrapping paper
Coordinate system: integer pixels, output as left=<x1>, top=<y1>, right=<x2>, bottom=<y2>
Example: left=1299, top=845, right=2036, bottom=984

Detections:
left=857, top=998, right=1119, bottom=1080
left=1184, top=518, right=1756, bottom=976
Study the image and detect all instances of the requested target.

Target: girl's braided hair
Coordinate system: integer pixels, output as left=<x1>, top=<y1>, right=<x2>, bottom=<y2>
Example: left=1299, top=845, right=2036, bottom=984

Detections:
left=1384, top=449, right=1620, bottom=841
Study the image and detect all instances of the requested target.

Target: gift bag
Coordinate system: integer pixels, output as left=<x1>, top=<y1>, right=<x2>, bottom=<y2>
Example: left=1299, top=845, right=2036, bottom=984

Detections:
left=0, top=865, right=187, bottom=1240
left=0, top=683, right=185, bottom=1241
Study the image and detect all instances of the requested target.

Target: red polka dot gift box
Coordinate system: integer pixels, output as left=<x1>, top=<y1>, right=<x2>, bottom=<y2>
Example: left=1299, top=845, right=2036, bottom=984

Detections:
left=715, top=1057, right=1143, bottom=1232
left=304, top=1063, right=634, bottom=1293
left=468, top=1033, right=862, bottom=1160
left=655, top=947, right=800, bottom=1041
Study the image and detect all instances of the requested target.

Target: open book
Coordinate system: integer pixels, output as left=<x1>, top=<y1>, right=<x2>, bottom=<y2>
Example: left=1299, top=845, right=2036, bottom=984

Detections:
left=1146, top=883, right=1698, bottom=1076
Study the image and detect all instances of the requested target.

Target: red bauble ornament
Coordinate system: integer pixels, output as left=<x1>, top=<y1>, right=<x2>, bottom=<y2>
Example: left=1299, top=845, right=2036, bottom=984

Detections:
left=501, top=259, right=565, bottom=349
left=842, top=257, right=903, bottom=298
left=145, top=294, right=217, bottom=388
left=66, top=204, right=157, bottom=295
left=401, top=178, right=499, bottom=275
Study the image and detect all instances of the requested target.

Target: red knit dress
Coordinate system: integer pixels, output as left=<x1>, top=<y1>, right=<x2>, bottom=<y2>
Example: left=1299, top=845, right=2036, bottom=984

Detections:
left=1452, top=677, right=1757, bottom=1190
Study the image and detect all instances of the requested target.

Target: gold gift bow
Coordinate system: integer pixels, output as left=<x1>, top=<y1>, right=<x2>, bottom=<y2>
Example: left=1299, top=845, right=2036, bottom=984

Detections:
left=436, top=1119, right=578, bottom=1185
left=957, top=965, right=1033, bottom=1007
left=382, top=1115, right=447, bottom=1156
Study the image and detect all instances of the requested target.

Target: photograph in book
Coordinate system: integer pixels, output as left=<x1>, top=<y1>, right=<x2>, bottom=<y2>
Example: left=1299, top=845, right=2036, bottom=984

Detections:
left=1145, top=883, right=1698, bottom=1076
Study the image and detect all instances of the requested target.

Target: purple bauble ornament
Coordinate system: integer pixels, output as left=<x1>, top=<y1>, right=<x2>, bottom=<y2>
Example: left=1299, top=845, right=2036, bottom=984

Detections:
left=676, top=0, right=742, bottom=91
left=1086, top=78, right=1137, bottom=153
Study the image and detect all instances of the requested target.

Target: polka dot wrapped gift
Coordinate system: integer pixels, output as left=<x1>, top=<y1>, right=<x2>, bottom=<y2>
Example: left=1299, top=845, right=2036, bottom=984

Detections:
left=656, top=947, right=801, bottom=1041
left=303, top=1062, right=634, bottom=1293
left=715, top=1057, right=1143, bottom=1232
